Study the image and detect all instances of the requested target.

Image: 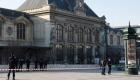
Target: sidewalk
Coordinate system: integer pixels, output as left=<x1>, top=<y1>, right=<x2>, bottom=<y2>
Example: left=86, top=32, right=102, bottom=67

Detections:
left=0, top=70, right=140, bottom=80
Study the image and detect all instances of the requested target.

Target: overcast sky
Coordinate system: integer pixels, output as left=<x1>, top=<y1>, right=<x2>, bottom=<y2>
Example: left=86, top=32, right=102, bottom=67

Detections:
left=0, top=0, right=140, bottom=27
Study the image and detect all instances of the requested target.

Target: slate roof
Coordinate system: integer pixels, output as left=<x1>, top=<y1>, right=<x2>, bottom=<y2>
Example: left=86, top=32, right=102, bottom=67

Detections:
left=0, top=8, right=30, bottom=20
left=107, top=26, right=123, bottom=33
left=18, top=0, right=98, bottom=17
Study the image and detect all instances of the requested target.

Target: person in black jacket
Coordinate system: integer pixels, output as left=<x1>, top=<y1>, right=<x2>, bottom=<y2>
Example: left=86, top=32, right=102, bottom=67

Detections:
left=101, top=59, right=107, bottom=75
left=107, top=58, right=112, bottom=75
left=7, top=54, right=16, bottom=80
left=26, top=58, right=30, bottom=71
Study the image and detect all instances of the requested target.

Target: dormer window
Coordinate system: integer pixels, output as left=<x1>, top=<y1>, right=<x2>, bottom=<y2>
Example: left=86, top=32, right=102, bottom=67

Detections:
left=17, top=23, right=26, bottom=40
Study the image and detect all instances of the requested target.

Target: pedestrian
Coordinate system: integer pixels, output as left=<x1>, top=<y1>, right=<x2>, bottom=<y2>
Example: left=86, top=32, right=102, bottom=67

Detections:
left=26, top=58, right=30, bottom=71
left=43, top=59, right=48, bottom=69
left=39, top=58, right=43, bottom=71
left=34, top=59, right=38, bottom=69
left=7, top=53, right=16, bottom=80
left=101, top=59, right=107, bottom=75
left=107, top=58, right=112, bottom=75
left=19, top=58, right=24, bottom=71
left=15, top=58, right=19, bottom=71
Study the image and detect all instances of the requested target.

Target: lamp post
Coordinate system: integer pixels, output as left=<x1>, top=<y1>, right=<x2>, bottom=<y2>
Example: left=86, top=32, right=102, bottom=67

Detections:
left=123, top=23, right=138, bottom=75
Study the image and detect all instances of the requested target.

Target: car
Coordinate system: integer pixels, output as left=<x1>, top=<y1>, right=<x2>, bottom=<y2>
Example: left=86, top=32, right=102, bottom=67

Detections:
left=117, top=60, right=125, bottom=71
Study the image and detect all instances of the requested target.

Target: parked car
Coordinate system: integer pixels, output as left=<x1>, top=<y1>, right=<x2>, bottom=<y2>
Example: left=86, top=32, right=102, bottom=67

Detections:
left=117, top=60, right=125, bottom=71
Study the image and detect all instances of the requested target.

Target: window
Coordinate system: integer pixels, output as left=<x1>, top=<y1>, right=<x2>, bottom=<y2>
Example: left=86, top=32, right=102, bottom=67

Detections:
left=86, top=29, right=92, bottom=42
left=56, top=24, right=63, bottom=42
left=77, top=28, right=83, bottom=42
left=110, top=35, right=113, bottom=45
left=67, top=45, right=74, bottom=64
left=0, top=21, right=2, bottom=36
left=56, top=45, right=64, bottom=63
left=68, top=26, right=74, bottom=42
left=17, top=23, right=26, bottom=40
left=95, top=31, right=99, bottom=43
left=117, top=36, right=120, bottom=45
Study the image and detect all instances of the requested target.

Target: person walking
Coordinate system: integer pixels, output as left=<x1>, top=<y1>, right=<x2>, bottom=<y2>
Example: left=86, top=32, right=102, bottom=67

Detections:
left=107, top=58, right=112, bottom=75
left=19, top=58, right=24, bottom=71
left=43, top=59, right=48, bottom=70
left=39, top=58, right=44, bottom=71
left=101, top=59, right=107, bottom=75
left=7, top=54, right=16, bottom=80
left=34, top=59, right=38, bottom=69
left=26, top=58, right=30, bottom=71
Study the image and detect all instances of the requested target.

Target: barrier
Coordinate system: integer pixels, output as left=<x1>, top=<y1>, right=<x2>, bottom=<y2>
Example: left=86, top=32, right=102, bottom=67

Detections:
left=0, top=64, right=100, bottom=72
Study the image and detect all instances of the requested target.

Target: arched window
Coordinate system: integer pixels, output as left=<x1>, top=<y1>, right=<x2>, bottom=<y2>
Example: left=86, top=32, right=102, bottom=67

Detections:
left=77, top=28, right=83, bottom=42
left=68, top=26, right=74, bottom=42
left=86, top=29, right=92, bottom=42
left=67, top=45, right=74, bottom=64
left=17, top=23, right=26, bottom=40
left=56, top=24, right=63, bottom=42
left=117, top=35, right=120, bottom=45
left=0, top=21, right=2, bottom=37
left=56, top=45, right=64, bottom=63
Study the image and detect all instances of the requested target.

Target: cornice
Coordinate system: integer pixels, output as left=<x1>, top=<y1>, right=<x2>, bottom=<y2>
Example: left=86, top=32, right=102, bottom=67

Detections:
left=21, top=5, right=105, bottom=24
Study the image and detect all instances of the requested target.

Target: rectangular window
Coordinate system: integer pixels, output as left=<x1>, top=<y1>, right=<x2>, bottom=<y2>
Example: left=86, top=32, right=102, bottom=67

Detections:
left=17, top=23, right=26, bottom=40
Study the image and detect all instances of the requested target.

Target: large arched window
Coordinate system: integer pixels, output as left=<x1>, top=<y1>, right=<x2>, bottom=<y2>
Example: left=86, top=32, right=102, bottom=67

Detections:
left=56, top=24, right=63, bottom=42
left=77, top=28, right=83, bottom=42
left=17, top=23, right=26, bottom=40
left=68, top=26, right=74, bottom=42
left=86, top=29, right=92, bottom=42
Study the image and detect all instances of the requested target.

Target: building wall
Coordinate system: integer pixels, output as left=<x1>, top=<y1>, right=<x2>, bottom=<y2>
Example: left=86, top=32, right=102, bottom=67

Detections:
left=0, top=1, right=106, bottom=64
left=27, top=4, right=106, bottom=64
left=107, top=27, right=124, bottom=64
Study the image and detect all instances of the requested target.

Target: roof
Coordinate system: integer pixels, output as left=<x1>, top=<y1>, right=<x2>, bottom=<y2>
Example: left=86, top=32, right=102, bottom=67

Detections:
left=114, top=25, right=140, bottom=29
left=0, top=8, right=30, bottom=20
left=18, top=0, right=98, bottom=17
left=106, top=26, right=123, bottom=33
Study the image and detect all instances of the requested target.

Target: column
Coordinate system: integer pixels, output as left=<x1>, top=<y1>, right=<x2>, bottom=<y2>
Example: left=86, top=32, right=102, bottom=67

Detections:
left=84, top=46, right=87, bottom=64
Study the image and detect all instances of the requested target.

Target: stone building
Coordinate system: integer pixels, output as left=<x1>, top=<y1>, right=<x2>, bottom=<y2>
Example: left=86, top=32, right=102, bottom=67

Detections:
left=107, top=26, right=124, bottom=64
left=0, top=0, right=106, bottom=64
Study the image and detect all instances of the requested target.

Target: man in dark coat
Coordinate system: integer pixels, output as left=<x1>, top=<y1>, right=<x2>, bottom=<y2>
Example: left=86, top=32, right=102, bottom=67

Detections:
left=43, top=59, right=48, bottom=69
left=26, top=58, right=30, bottom=71
left=39, top=59, right=44, bottom=70
left=34, top=59, right=38, bottom=69
left=107, top=58, right=112, bottom=74
left=101, top=59, right=107, bottom=75
left=7, top=54, right=16, bottom=80
left=19, top=58, right=24, bottom=71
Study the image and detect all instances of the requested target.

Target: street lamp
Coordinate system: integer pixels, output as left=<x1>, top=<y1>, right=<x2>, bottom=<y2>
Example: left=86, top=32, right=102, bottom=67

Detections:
left=123, top=22, right=138, bottom=75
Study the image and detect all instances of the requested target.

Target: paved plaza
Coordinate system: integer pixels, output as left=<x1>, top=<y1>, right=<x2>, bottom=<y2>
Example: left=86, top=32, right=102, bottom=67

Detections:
left=0, top=70, right=140, bottom=80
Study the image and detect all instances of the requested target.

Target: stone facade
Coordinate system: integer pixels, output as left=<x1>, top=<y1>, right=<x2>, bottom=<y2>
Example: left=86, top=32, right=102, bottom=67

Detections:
left=106, top=26, right=124, bottom=64
left=0, top=0, right=106, bottom=64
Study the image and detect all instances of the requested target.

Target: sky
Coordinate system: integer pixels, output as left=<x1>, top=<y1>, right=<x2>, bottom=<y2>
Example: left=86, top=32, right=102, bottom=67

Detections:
left=0, top=0, right=140, bottom=27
